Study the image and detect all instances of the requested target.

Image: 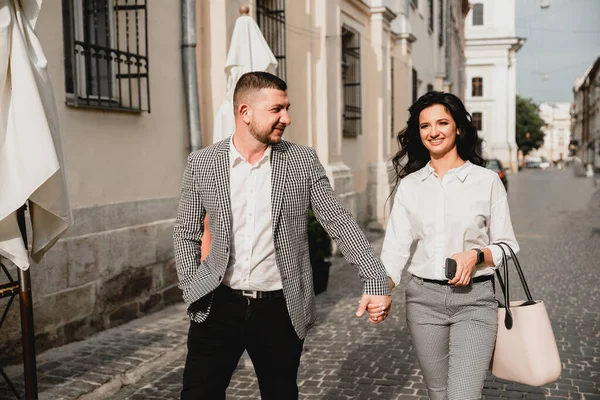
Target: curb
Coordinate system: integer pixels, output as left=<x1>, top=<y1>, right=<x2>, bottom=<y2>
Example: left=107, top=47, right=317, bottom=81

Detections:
left=76, top=345, right=187, bottom=400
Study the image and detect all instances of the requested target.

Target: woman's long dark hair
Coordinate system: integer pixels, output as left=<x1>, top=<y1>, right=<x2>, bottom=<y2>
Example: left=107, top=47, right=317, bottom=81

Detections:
left=391, top=91, right=486, bottom=187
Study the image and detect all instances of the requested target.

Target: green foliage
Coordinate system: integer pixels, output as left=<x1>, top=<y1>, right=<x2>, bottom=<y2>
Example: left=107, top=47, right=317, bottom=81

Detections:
left=307, top=209, right=332, bottom=265
left=516, top=95, right=546, bottom=155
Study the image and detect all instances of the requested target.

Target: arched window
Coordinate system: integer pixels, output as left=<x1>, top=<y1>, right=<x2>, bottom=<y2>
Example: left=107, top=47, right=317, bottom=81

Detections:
left=472, top=3, right=483, bottom=26
left=472, top=77, right=483, bottom=97
left=472, top=112, right=483, bottom=131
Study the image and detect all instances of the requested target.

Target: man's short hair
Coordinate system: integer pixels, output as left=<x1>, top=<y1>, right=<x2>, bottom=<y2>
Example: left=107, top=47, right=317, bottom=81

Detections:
left=233, top=72, right=287, bottom=113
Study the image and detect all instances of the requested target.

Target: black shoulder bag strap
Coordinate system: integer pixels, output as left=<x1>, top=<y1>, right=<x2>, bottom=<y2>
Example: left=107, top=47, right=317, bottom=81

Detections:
left=493, top=242, right=535, bottom=330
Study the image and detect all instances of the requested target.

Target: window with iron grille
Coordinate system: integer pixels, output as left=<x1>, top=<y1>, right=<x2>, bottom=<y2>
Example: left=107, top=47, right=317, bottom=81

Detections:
left=472, top=3, right=483, bottom=26
left=256, top=0, right=286, bottom=80
left=428, top=0, right=434, bottom=33
left=472, top=77, right=483, bottom=97
left=62, top=0, right=150, bottom=112
left=342, top=25, right=361, bottom=138
left=472, top=112, right=482, bottom=131
left=438, top=0, right=444, bottom=47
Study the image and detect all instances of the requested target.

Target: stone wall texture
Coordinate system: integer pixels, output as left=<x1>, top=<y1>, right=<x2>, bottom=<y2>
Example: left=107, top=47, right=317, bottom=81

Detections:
left=0, top=197, right=181, bottom=364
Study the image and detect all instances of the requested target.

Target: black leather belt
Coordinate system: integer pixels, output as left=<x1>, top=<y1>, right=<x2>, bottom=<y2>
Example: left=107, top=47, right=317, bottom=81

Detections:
left=221, top=284, right=284, bottom=299
left=421, top=274, right=493, bottom=285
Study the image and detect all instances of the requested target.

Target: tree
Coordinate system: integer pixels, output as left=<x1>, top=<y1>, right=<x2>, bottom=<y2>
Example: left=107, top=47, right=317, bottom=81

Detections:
left=516, top=95, right=546, bottom=155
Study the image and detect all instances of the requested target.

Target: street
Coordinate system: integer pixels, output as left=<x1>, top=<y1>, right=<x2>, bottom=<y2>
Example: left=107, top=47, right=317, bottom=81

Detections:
left=1, top=168, right=598, bottom=400
left=111, top=167, right=600, bottom=400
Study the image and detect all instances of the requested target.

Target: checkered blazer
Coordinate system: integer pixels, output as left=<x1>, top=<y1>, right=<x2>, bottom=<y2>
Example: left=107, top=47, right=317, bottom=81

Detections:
left=173, top=138, right=390, bottom=339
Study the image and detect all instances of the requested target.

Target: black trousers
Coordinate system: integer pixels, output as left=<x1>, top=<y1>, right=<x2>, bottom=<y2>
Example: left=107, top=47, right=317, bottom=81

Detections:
left=181, top=285, right=304, bottom=400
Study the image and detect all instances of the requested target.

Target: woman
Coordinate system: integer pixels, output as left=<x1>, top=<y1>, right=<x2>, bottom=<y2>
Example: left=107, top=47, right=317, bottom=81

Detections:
left=377, top=91, right=519, bottom=399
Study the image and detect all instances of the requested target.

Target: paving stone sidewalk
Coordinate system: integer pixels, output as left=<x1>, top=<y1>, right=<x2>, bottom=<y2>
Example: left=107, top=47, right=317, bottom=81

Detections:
left=0, top=303, right=190, bottom=400
left=1, top=170, right=599, bottom=400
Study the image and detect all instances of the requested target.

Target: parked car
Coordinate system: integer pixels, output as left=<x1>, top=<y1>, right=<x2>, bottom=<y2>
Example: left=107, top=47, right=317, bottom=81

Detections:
left=525, top=160, right=541, bottom=169
left=486, top=158, right=508, bottom=192
left=524, top=156, right=550, bottom=169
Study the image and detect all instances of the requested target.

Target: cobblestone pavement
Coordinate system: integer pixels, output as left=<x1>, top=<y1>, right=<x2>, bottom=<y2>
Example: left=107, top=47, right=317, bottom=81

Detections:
left=1, top=168, right=599, bottom=399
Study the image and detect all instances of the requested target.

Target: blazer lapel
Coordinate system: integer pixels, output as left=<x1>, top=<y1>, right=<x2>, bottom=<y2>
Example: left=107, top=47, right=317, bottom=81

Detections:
left=271, top=142, right=288, bottom=235
left=213, top=140, right=232, bottom=235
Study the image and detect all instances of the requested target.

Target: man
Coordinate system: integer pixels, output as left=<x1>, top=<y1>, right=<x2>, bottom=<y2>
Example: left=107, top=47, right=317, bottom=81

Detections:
left=173, top=71, right=391, bottom=400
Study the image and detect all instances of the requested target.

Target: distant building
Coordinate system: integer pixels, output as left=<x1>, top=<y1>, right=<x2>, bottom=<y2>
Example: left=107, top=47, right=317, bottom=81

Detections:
left=539, top=103, right=572, bottom=164
left=571, top=57, right=600, bottom=171
left=464, top=0, right=525, bottom=171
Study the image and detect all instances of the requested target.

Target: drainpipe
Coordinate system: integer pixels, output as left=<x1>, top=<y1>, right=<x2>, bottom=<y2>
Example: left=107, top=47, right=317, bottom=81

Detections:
left=182, top=0, right=202, bottom=152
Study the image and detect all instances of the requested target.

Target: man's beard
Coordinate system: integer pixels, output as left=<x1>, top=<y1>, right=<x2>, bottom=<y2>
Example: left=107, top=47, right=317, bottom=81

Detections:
left=249, top=122, right=283, bottom=145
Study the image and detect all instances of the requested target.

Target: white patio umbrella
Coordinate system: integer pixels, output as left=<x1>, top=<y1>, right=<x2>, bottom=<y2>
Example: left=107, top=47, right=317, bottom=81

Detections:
left=212, top=6, right=278, bottom=143
left=0, top=0, right=73, bottom=270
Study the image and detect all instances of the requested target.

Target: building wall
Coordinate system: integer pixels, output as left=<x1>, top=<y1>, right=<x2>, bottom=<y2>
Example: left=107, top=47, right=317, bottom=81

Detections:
left=571, top=58, right=600, bottom=170
left=1, top=1, right=186, bottom=363
left=409, top=0, right=439, bottom=97
left=539, top=103, right=572, bottom=163
left=465, top=0, right=523, bottom=171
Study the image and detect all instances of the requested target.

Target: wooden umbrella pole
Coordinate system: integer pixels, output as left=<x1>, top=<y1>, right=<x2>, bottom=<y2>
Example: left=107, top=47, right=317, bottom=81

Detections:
left=16, top=205, right=38, bottom=399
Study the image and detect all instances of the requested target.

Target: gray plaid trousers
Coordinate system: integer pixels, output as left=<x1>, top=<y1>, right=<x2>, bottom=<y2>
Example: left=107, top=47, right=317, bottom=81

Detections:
left=405, top=276, right=498, bottom=400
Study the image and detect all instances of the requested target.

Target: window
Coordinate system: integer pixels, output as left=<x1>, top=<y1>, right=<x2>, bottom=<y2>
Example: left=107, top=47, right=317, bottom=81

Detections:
left=257, top=0, right=286, bottom=80
left=438, top=0, right=444, bottom=47
left=342, top=25, right=361, bottom=138
left=62, top=0, right=150, bottom=112
left=472, top=3, right=483, bottom=26
left=412, top=68, right=418, bottom=104
left=472, top=77, right=483, bottom=97
left=391, top=57, right=395, bottom=138
left=428, top=0, right=434, bottom=33
left=472, top=112, right=482, bottom=131
left=427, top=83, right=434, bottom=93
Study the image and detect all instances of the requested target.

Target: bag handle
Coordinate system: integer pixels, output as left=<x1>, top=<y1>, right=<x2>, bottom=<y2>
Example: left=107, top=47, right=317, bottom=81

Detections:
left=493, top=242, right=535, bottom=330
left=494, top=244, right=512, bottom=329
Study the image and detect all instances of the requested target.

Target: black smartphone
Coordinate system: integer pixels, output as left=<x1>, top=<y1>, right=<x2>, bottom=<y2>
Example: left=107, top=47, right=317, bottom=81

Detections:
left=445, top=258, right=457, bottom=280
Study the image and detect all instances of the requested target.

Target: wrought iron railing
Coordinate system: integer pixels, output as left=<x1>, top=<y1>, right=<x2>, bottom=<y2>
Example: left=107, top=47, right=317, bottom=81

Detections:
left=342, top=25, right=361, bottom=138
left=62, top=0, right=150, bottom=112
left=256, top=0, right=286, bottom=81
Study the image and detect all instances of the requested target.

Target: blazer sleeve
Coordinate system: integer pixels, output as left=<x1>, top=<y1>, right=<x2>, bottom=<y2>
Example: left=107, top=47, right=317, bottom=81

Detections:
left=307, top=149, right=390, bottom=296
left=173, top=153, right=207, bottom=305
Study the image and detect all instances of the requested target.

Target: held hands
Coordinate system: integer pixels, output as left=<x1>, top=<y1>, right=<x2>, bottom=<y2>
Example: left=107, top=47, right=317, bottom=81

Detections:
left=356, top=293, right=392, bottom=324
left=448, top=250, right=478, bottom=286
left=358, top=277, right=395, bottom=324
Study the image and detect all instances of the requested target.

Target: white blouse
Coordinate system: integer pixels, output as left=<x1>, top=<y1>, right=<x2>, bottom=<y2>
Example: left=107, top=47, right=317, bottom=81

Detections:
left=381, top=161, right=519, bottom=286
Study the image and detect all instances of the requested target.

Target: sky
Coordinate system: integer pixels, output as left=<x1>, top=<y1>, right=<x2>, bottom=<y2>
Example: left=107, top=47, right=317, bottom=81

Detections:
left=515, top=0, right=600, bottom=104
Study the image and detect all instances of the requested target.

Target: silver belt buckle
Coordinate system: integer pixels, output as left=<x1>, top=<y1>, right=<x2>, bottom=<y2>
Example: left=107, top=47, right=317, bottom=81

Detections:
left=241, top=290, right=258, bottom=299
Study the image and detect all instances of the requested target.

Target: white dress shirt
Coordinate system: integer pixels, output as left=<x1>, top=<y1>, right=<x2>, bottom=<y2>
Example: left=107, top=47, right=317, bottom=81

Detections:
left=381, top=161, right=519, bottom=286
left=222, top=138, right=282, bottom=291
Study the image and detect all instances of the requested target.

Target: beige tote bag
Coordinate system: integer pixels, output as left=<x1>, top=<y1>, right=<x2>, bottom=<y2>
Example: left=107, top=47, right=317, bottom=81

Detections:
left=490, top=242, right=562, bottom=387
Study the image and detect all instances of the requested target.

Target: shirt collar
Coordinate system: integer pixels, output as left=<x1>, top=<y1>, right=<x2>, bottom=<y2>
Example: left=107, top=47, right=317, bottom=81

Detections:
left=420, top=160, right=472, bottom=182
left=229, top=137, right=272, bottom=168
